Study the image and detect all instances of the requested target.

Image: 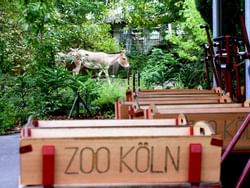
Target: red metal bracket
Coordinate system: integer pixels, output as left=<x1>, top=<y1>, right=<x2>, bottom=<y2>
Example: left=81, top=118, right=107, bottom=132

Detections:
left=42, top=145, right=55, bottom=187
left=188, top=143, right=202, bottom=185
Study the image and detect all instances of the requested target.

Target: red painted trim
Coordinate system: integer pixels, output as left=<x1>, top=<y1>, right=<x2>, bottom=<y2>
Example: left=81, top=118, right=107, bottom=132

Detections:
left=189, top=127, right=194, bottom=136
left=126, top=89, right=132, bottom=101
left=134, top=110, right=144, bottom=117
left=128, top=106, right=134, bottom=119
left=176, top=118, right=179, bottom=126
left=211, top=138, right=223, bottom=147
left=188, top=143, right=202, bottom=184
left=42, top=145, right=55, bottom=187
left=21, top=127, right=31, bottom=138
left=32, top=118, right=39, bottom=127
left=20, top=145, right=32, bottom=154
left=145, top=109, right=149, bottom=119
left=28, top=128, right=31, bottom=137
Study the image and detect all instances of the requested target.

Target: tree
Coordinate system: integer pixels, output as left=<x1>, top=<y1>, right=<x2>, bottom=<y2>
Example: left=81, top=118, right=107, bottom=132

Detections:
left=195, top=0, right=243, bottom=35
left=106, top=0, right=185, bottom=28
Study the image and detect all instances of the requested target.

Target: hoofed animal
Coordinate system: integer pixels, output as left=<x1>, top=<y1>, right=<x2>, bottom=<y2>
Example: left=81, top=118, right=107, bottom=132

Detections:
left=68, top=49, right=129, bottom=83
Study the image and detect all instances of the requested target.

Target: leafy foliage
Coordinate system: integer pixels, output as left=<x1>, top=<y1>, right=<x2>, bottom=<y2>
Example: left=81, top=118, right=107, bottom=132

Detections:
left=92, top=80, right=126, bottom=117
left=140, top=48, right=177, bottom=88
left=132, top=0, right=207, bottom=89
left=113, top=0, right=185, bottom=28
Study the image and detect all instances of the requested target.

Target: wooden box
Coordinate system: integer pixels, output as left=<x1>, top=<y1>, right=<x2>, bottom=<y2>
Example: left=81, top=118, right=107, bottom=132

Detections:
left=20, top=119, right=221, bottom=186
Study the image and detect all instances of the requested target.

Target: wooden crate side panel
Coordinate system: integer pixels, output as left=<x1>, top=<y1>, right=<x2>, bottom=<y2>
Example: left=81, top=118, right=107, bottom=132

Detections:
left=29, top=127, right=191, bottom=138
left=153, top=112, right=250, bottom=150
left=20, top=137, right=221, bottom=185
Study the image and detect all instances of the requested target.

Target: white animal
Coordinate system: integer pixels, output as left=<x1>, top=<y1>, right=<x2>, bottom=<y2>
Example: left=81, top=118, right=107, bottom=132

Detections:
left=68, top=49, right=129, bottom=83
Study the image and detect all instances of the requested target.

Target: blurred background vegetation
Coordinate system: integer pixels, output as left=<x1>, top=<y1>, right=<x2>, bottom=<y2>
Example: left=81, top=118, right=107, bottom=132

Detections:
left=0, top=0, right=244, bottom=134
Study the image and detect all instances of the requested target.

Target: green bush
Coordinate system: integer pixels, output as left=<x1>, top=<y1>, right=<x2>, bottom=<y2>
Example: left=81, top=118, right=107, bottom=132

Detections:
left=92, top=80, right=127, bottom=118
left=140, top=48, right=178, bottom=88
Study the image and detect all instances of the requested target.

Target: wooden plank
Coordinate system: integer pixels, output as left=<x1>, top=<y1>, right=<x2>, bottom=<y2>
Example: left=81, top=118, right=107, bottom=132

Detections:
left=137, top=93, right=221, bottom=98
left=20, top=136, right=221, bottom=185
left=140, top=103, right=243, bottom=110
left=137, top=88, right=219, bottom=94
left=136, top=100, right=224, bottom=104
left=134, top=96, right=231, bottom=104
left=154, top=107, right=250, bottom=114
left=136, top=96, right=230, bottom=102
left=126, top=88, right=224, bottom=102
left=150, top=106, right=250, bottom=150
left=135, top=100, right=220, bottom=105
left=29, top=127, right=192, bottom=138
left=37, top=119, right=180, bottom=128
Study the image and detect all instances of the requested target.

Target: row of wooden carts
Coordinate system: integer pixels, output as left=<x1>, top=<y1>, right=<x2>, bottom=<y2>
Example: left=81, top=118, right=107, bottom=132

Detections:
left=19, top=86, right=250, bottom=187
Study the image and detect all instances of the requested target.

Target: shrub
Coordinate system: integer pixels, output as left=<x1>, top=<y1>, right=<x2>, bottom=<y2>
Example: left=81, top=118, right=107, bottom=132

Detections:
left=92, top=79, right=127, bottom=118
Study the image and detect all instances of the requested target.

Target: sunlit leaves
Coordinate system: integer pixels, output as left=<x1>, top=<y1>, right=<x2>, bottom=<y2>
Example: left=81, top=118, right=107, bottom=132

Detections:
left=114, top=0, right=185, bottom=28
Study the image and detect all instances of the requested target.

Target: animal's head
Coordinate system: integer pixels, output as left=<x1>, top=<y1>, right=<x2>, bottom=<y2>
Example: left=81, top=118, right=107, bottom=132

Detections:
left=119, top=51, right=129, bottom=68
left=67, top=48, right=81, bottom=62
left=68, top=48, right=79, bottom=57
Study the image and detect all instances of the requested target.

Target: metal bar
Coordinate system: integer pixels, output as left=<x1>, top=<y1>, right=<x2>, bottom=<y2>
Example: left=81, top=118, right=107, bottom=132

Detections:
left=132, top=71, right=135, bottom=93
left=200, top=24, right=221, bottom=87
left=137, top=72, right=140, bottom=90
left=68, top=91, right=79, bottom=119
left=245, top=1, right=250, bottom=100
left=236, top=158, right=250, bottom=188
left=212, top=0, right=221, bottom=87
left=224, top=35, right=233, bottom=97
left=232, top=40, right=242, bottom=102
left=212, top=0, right=221, bottom=38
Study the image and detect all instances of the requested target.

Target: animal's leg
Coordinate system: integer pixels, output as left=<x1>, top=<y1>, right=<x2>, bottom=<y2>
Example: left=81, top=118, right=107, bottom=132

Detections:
left=97, top=70, right=103, bottom=81
left=104, top=69, right=111, bottom=84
